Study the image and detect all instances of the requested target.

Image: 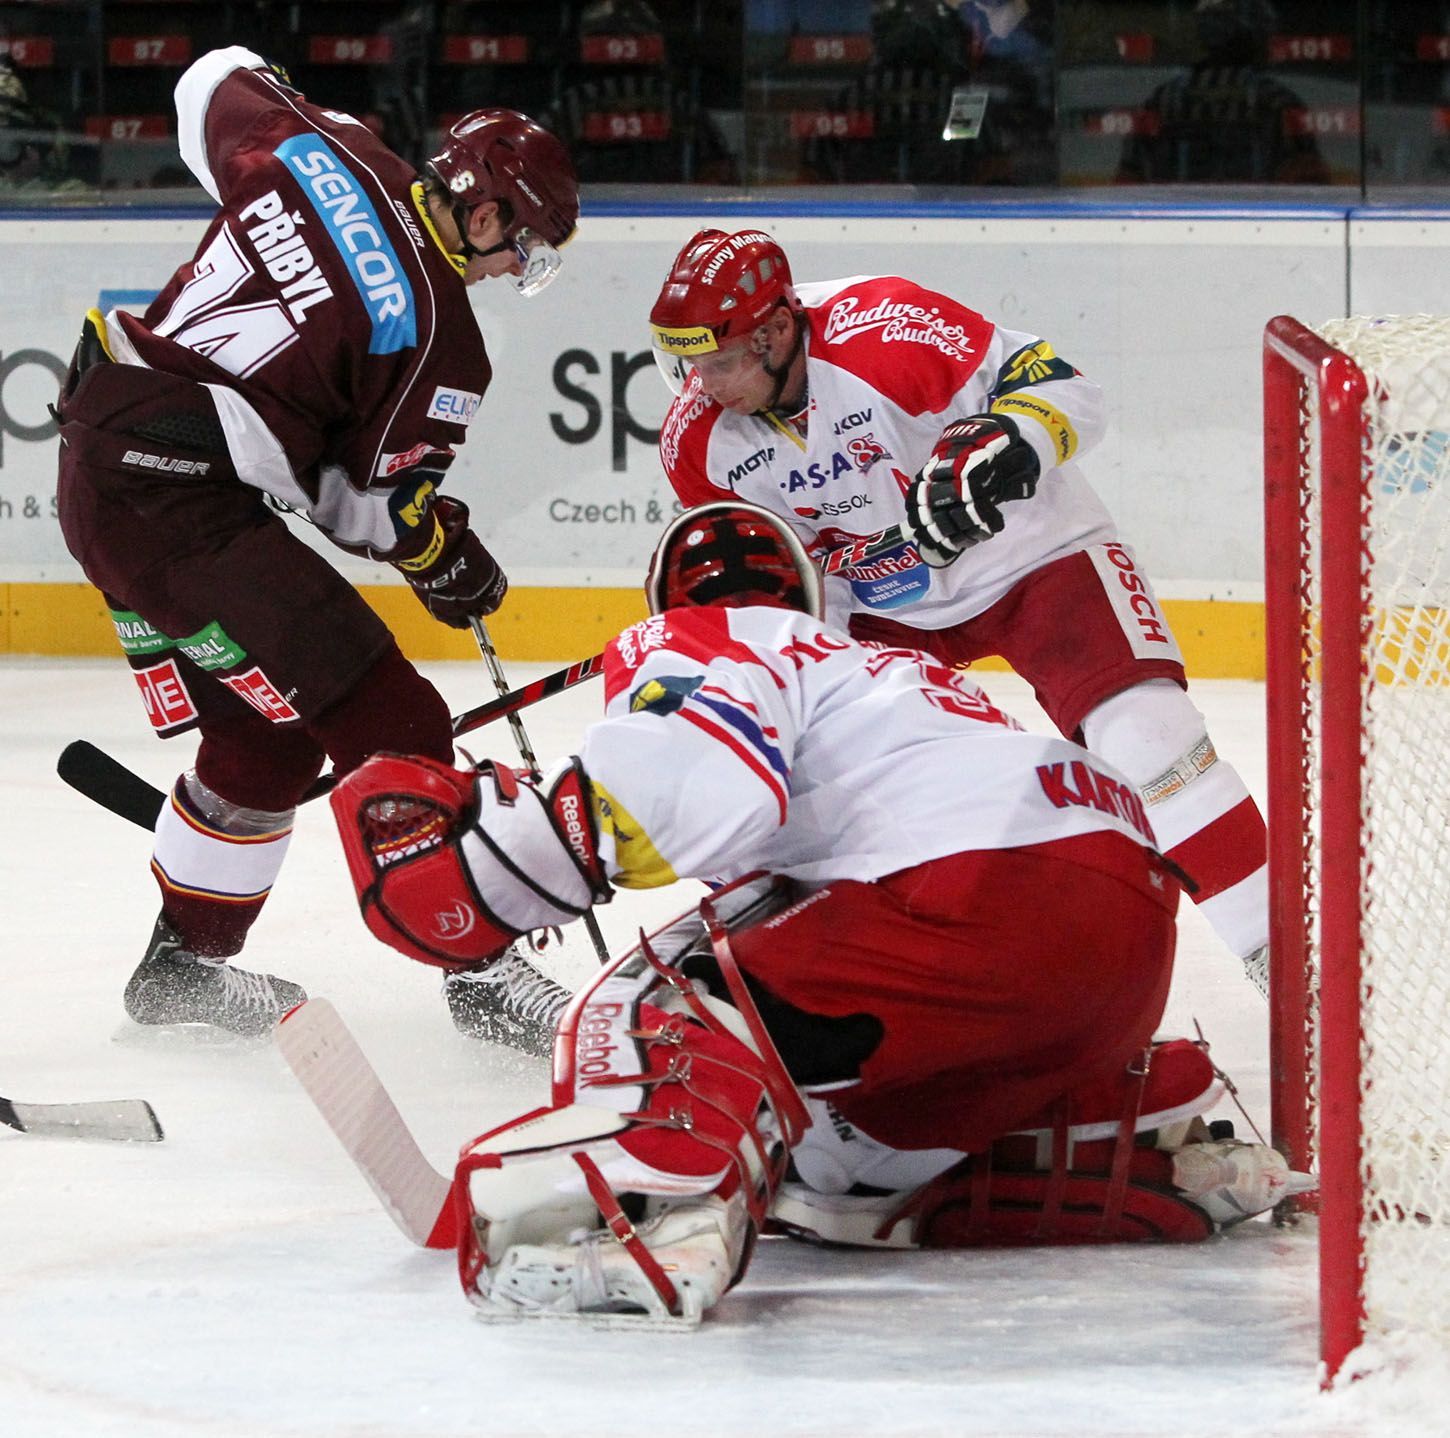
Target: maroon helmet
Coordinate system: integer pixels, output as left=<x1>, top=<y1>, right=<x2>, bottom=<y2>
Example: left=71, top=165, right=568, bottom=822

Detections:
left=649, top=229, right=796, bottom=392
left=429, top=109, right=578, bottom=247
left=646, top=502, right=823, bottom=619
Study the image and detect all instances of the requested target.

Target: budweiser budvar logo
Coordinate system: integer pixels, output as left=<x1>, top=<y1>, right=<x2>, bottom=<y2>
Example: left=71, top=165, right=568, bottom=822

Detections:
left=823, top=295, right=978, bottom=361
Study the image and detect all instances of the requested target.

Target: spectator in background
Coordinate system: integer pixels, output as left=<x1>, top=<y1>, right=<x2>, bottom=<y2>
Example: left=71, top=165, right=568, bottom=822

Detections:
left=954, top=0, right=1056, bottom=185
left=1117, top=0, right=1330, bottom=184
left=548, top=0, right=739, bottom=184
left=803, top=0, right=1056, bottom=187
left=0, top=53, right=71, bottom=189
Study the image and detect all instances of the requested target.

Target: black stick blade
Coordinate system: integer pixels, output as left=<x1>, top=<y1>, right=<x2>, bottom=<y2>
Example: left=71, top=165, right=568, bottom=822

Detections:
left=57, top=740, right=166, bottom=831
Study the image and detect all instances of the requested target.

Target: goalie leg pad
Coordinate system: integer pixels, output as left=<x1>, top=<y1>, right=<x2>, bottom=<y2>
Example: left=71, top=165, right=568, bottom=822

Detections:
left=454, top=1102, right=751, bottom=1324
left=773, top=1038, right=1314, bottom=1248
left=458, top=939, right=806, bottom=1324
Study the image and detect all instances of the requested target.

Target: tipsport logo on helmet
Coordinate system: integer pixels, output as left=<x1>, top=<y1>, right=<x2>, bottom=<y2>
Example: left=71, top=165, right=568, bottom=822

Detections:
left=650, top=324, right=719, bottom=356
left=274, top=133, right=416, bottom=355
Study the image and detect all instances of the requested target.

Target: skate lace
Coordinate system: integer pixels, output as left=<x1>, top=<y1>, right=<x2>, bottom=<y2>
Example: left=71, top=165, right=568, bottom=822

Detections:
left=459, top=950, right=569, bottom=1023
left=197, top=955, right=285, bottom=1015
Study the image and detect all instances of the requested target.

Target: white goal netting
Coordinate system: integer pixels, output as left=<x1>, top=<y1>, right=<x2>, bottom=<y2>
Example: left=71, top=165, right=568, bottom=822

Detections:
left=1297, top=314, right=1450, bottom=1366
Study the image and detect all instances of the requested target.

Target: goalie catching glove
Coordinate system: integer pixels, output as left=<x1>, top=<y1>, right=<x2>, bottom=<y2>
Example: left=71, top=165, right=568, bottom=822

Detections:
left=393, top=495, right=508, bottom=627
left=904, top=413, right=1040, bottom=567
left=330, top=752, right=611, bottom=971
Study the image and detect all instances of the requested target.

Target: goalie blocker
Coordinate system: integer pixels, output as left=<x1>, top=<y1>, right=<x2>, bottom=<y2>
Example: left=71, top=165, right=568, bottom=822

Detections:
left=327, top=737, right=1311, bottom=1321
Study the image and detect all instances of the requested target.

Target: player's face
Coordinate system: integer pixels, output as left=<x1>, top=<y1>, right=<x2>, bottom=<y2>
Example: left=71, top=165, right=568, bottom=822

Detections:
left=691, top=339, right=773, bottom=412
left=462, top=208, right=525, bottom=287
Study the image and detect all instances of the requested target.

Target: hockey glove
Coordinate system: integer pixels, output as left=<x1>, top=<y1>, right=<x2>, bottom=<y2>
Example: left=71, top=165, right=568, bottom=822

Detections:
left=904, top=414, right=1040, bottom=568
left=395, top=495, right=508, bottom=627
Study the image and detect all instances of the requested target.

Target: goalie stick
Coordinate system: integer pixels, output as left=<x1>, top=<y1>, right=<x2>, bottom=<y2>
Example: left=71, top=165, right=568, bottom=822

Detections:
left=276, top=998, right=457, bottom=1249
left=0, top=1093, right=163, bottom=1142
left=54, top=523, right=914, bottom=834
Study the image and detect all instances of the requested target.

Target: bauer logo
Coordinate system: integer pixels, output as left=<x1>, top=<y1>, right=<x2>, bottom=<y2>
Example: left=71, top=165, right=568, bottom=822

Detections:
left=426, top=387, right=482, bottom=424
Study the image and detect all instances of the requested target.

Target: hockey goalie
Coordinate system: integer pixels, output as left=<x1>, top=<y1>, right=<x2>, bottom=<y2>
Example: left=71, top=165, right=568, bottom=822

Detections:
left=331, top=502, right=1312, bottom=1324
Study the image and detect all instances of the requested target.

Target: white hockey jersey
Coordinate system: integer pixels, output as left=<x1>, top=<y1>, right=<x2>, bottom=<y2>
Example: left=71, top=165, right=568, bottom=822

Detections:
left=580, top=606, right=1157, bottom=891
left=660, top=275, right=1118, bottom=629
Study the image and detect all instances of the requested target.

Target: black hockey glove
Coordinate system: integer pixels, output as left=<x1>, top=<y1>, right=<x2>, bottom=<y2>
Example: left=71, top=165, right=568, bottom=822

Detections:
left=395, top=495, right=508, bottom=627
left=904, top=414, right=1041, bottom=568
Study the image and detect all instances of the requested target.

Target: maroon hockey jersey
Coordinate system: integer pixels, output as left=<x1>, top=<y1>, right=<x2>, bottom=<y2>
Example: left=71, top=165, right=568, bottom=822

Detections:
left=112, top=47, right=491, bottom=559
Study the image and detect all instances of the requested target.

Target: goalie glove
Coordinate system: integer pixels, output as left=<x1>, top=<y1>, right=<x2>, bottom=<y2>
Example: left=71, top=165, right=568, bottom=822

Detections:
left=393, top=495, right=508, bottom=627
left=331, top=752, right=611, bottom=972
left=904, top=414, right=1040, bottom=568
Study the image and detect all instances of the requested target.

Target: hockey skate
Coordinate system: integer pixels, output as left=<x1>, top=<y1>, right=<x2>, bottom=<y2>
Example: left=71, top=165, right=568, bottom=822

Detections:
left=123, top=914, right=306, bottom=1039
left=443, top=944, right=573, bottom=1058
left=1241, top=944, right=1269, bottom=998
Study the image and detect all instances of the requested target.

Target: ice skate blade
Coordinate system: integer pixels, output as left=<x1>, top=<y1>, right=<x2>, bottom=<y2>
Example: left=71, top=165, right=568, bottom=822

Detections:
left=111, top=1020, right=273, bottom=1051
left=470, top=1302, right=702, bottom=1331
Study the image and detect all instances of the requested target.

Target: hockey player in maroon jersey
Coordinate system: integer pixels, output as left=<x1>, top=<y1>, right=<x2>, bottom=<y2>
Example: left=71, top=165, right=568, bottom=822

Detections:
left=53, top=47, right=578, bottom=1037
left=649, top=230, right=1271, bottom=996
left=328, top=503, right=1310, bottom=1323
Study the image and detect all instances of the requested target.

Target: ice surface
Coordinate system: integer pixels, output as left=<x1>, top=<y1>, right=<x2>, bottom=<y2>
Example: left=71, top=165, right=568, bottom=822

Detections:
left=2, top=658, right=1445, bottom=1437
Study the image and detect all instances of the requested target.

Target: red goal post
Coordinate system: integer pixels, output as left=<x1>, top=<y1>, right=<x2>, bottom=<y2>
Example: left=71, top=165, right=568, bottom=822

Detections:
left=1263, top=314, right=1450, bottom=1386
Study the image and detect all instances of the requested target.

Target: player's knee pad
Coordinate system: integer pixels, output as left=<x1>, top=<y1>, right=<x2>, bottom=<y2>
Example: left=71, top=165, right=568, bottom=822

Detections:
left=1080, top=678, right=1221, bottom=802
left=151, top=771, right=295, bottom=956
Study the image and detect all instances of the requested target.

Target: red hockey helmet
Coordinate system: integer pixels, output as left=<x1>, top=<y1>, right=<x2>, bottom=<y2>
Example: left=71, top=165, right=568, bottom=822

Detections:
left=649, top=228, right=796, bottom=393
left=646, top=502, right=823, bottom=620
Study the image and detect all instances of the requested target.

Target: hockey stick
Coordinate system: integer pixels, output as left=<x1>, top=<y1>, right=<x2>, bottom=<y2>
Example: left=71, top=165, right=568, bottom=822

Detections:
left=55, top=653, right=607, bottom=834
left=469, top=616, right=613, bottom=965
left=54, top=523, right=912, bottom=835
left=817, top=520, right=910, bottom=575
left=276, top=997, right=457, bottom=1249
left=0, top=1093, right=163, bottom=1142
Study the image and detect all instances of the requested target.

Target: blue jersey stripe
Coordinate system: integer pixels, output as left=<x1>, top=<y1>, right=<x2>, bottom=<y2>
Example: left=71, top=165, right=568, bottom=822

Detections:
left=273, top=133, right=416, bottom=355
left=690, top=693, right=791, bottom=787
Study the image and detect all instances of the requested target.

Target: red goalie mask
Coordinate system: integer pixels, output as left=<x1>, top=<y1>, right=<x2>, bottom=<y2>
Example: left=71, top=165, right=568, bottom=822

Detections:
left=646, top=502, right=824, bottom=619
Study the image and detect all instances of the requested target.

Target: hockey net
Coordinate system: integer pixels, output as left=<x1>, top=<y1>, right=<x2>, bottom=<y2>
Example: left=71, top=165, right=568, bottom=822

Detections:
left=1263, top=314, right=1450, bottom=1385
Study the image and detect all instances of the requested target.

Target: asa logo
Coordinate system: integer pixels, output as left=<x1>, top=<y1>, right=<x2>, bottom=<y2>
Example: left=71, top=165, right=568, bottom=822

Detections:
left=780, top=451, right=853, bottom=492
